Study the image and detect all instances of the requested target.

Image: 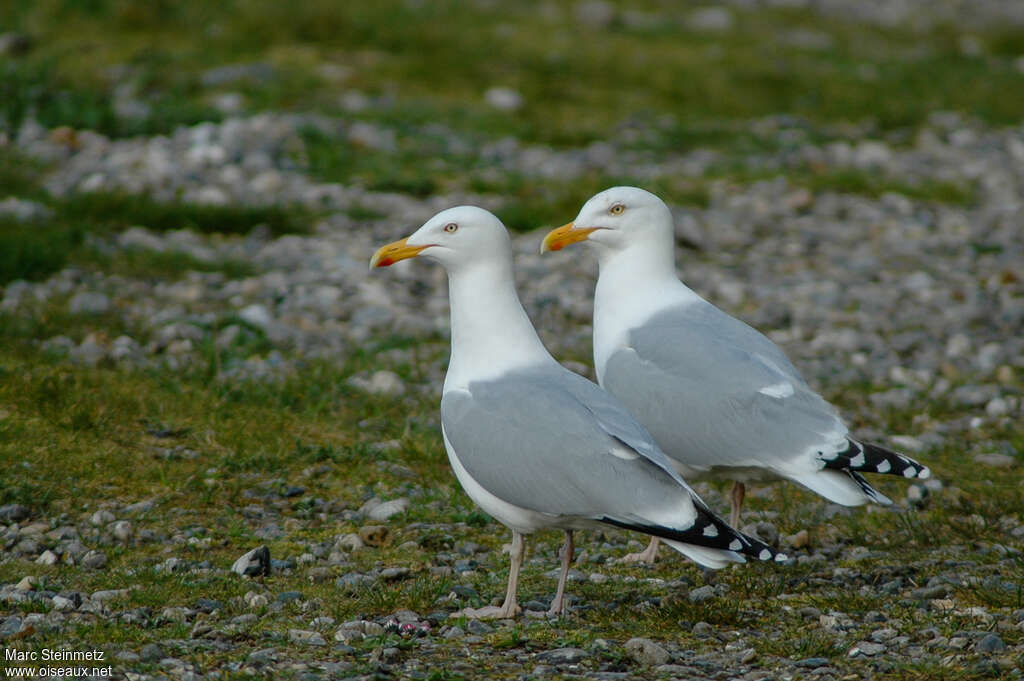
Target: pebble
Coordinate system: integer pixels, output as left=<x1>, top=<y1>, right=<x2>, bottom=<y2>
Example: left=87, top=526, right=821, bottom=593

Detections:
left=232, top=545, right=271, bottom=577
left=625, top=637, right=671, bottom=666
left=348, top=370, right=406, bottom=396
left=976, top=633, right=1007, bottom=653
left=69, top=292, right=111, bottom=315
left=535, top=647, right=588, bottom=665
left=973, top=452, right=1015, bottom=467
left=688, top=586, right=716, bottom=603
left=367, top=498, right=410, bottom=521
left=80, top=550, right=107, bottom=569
left=289, top=629, right=327, bottom=646
left=849, top=641, right=886, bottom=657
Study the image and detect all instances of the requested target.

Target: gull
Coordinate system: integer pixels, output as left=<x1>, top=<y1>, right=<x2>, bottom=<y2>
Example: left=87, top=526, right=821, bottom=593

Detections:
left=371, top=206, right=785, bottom=618
left=542, top=187, right=931, bottom=564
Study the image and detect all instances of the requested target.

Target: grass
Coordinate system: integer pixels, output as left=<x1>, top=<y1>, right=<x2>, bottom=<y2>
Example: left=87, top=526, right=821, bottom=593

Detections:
left=3, top=1, right=1024, bottom=144
left=0, top=146, right=310, bottom=285
left=0, top=304, right=1021, bottom=678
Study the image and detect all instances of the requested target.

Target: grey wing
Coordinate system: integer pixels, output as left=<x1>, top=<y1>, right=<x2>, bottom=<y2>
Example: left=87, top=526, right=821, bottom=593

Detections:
left=440, top=368, right=696, bottom=525
left=602, top=303, right=849, bottom=476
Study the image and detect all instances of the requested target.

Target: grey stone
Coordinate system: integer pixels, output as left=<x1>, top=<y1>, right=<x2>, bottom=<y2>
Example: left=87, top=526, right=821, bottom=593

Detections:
left=367, top=498, right=409, bottom=521
left=232, top=545, right=271, bottom=577
left=485, top=87, right=524, bottom=112
left=347, top=370, right=405, bottom=396
left=0, top=616, right=26, bottom=640
left=976, top=633, right=1006, bottom=653
left=378, top=567, right=410, bottom=581
left=688, top=585, right=716, bottom=603
left=289, top=629, right=326, bottom=646
left=624, top=637, right=671, bottom=666
left=80, top=550, right=107, bottom=569
left=0, top=197, right=51, bottom=221
left=69, top=292, right=111, bottom=315
left=140, top=643, right=164, bottom=661
left=575, top=1, right=615, bottom=28
left=0, top=504, right=30, bottom=522
left=688, top=7, right=733, bottom=31
left=848, top=641, right=886, bottom=657
left=536, top=647, right=588, bottom=665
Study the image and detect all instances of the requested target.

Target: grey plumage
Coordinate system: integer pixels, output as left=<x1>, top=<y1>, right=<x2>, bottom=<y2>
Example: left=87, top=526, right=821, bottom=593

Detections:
left=442, top=364, right=783, bottom=563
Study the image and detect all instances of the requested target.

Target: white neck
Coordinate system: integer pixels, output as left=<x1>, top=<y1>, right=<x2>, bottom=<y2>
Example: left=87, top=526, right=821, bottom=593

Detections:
left=592, top=240, right=702, bottom=381
left=443, top=261, right=553, bottom=391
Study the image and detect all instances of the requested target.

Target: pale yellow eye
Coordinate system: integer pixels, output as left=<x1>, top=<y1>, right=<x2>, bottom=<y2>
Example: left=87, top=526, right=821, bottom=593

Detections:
left=444, top=223, right=458, bottom=233
left=610, top=204, right=625, bottom=215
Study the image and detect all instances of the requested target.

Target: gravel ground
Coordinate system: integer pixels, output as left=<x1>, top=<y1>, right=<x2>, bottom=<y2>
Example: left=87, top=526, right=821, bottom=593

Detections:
left=2, top=107, right=1022, bottom=680
left=2, top=2, right=1023, bottom=677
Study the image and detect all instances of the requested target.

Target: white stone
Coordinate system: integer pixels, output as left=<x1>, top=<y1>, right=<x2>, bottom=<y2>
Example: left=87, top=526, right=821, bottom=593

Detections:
left=484, top=87, right=524, bottom=112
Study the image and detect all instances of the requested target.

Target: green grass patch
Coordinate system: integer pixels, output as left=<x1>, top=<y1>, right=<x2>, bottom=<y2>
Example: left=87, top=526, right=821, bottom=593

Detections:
left=5, top=1, right=1024, bottom=143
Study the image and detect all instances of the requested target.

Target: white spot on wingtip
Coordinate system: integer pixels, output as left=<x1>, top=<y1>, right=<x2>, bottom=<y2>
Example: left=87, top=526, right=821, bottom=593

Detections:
left=850, top=452, right=866, bottom=468
left=759, top=381, right=794, bottom=398
left=759, top=549, right=772, bottom=561
left=903, top=468, right=916, bottom=478
left=775, top=553, right=789, bottom=562
left=919, top=467, right=931, bottom=479
left=729, top=539, right=742, bottom=551
left=876, top=459, right=891, bottom=473
left=703, top=525, right=719, bottom=538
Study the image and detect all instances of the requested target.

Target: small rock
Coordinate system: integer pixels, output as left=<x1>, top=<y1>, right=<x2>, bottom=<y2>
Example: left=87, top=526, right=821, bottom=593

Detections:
left=80, top=550, right=107, bottom=569
left=348, top=370, right=405, bottom=396
left=687, top=7, right=733, bottom=31
left=111, top=520, right=133, bottom=542
left=485, top=87, right=524, bottom=112
left=289, top=629, right=326, bottom=646
left=795, top=657, right=831, bottom=668
left=0, top=197, right=51, bottom=221
left=0, top=616, right=26, bottom=640
left=973, top=452, right=1014, bottom=468
left=688, top=585, right=716, bottom=603
left=36, top=550, right=59, bottom=566
left=0, top=504, right=30, bottom=522
left=367, top=498, right=409, bottom=521
left=232, top=545, right=271, bottom=577
left=443, top=625, right=465, bottom=640
left=139, top=643, right=164, bottom=661
left=90, top=509, right=115, bottom=526
left=239, top=304, right=272, bottom=330
left=786, top=529, right=810, bottom=549
left=358, top=525, right=391, bottom=547
left=692, top=621, right=715, bottom=638
left=69, top=292, right=111, bottom=315
left=466, top=619, right=492, bottom=635
left=976, top=633, right=1006, bottom=653
left=536, top=647, right=588, bottom=665
left=15, top=576, right=36, bottom=592
left=625, top=637, right=671, bottom=666
left=335, top=533, right=364, bottom=551
left=574, top=1, right=615, bottom=28
left=849, top=641, right=886, bottom=657
left=379, top=567, right=411, bottom=581
left=871, top=627, right=898, bottom=642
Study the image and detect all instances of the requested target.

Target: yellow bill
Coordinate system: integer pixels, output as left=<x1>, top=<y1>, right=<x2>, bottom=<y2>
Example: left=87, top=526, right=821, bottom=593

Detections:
left=370, top=237, right=429, bottom=268
left=540, top=222, right=598, bottom=253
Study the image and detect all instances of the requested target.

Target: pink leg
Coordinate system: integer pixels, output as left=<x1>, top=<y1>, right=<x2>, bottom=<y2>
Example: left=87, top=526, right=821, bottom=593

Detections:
left=548, top=530, right=574, bottom=616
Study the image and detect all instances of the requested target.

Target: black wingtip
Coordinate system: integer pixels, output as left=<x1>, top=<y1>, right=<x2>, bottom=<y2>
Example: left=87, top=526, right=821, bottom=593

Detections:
left=600, top=504, right=789, bottom=564
left=821, top=439, right=931, bottom=479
